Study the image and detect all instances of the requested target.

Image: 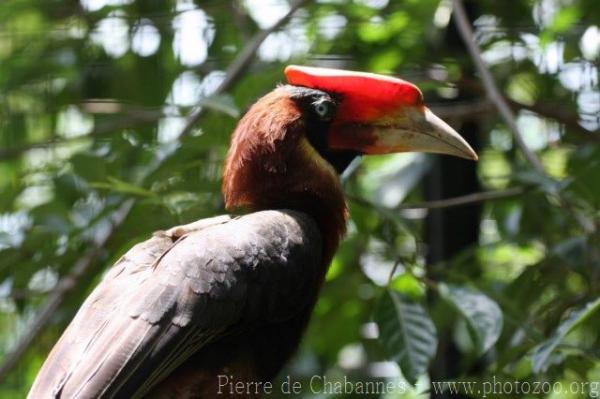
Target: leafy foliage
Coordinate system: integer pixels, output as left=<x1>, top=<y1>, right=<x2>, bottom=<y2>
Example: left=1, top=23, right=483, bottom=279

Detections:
left=532, top=298, right=600, bottom=373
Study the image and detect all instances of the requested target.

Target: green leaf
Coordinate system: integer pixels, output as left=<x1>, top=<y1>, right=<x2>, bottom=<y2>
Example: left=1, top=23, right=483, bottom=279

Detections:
left=375, top=289, right=437, bottom=385
left=532, top=298, right=600, bottom=373
left=550, top=6, right=580, bottom=33
left=390, top=273, right=425, bottom=300
left=91, top=177, right=155, bottom=198
left=438, top=284, right=503, bottom=355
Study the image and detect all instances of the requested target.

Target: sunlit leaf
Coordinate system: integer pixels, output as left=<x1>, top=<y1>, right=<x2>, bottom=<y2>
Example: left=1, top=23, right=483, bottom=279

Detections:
left=390, top=273, right=425, bottom=300
left=550, top=6, right=581, bottom=33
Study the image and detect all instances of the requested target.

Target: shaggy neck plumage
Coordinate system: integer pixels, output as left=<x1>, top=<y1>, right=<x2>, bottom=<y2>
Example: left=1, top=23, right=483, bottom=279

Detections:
left=222, top=88, right=347, bottom=265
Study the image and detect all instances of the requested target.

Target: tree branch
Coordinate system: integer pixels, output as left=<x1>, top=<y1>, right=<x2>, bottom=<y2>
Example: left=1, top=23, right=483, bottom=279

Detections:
left=431, top=96, right=600, bottom=144
left=0, top=0, right=309, bottom=381
left=179, top=0, right=309, bottom=138
left=348, top=186, right=527, bottom=212
left=0, top=97, right=494, bottom=162
left=452, top=0, right=595, bottom=234
left=455, top=77, right=599, bottom=143
left=395, top=186, right=526, bottom=210
left=451, top=0, right=545, bottom=173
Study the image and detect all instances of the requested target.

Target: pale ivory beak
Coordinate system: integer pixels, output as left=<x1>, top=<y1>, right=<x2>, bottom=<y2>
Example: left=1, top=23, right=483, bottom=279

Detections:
left=330, top=106, right=478, bottom=161
left=418, top=107, right=478, bottom=160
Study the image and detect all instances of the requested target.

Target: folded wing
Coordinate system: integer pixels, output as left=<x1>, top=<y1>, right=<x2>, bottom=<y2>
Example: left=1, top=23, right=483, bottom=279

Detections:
left=28, top=210, right=322, bottom=399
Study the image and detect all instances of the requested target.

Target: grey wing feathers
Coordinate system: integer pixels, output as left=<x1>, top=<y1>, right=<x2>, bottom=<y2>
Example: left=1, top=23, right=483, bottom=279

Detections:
left=28, top=210, right=322, bottom=399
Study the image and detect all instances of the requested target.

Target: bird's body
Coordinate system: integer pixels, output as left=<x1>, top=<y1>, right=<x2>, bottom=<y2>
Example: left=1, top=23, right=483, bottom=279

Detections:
left=29, top=66, right=476, bottom=398
left=29, top=211, right=325, bottom=398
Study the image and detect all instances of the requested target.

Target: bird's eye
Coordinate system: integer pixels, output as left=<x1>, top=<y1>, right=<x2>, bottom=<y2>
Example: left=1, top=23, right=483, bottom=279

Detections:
left=313, top=100, right=333, bottom=120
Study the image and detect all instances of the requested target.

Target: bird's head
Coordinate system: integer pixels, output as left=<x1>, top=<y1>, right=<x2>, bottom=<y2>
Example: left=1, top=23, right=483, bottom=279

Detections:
left=222, top=66, right=477, bottom=242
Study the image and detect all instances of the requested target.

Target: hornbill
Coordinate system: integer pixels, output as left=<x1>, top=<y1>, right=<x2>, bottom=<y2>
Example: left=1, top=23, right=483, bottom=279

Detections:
left=29, top=66, right=477, bottom=398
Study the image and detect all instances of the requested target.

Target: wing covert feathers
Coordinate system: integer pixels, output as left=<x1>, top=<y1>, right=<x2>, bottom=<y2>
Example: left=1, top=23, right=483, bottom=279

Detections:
left=28, top=210, right=322, bottom=399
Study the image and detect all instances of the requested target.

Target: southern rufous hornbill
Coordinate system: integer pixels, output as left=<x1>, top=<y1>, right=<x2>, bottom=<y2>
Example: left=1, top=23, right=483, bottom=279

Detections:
left=28, top=66, right=477, bottom=398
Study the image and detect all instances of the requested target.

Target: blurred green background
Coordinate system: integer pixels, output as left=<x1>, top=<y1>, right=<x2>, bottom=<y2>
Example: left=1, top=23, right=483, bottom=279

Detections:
left=0, top=0, right=599, bottom=397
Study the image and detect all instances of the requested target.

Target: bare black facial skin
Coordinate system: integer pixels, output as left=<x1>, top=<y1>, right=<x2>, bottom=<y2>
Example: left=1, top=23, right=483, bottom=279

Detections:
left=285, top=85, right=358, bottom=174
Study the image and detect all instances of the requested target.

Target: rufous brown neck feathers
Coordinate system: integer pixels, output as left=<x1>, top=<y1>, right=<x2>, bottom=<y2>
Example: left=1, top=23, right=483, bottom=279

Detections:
left=222, top=87, right=347, bottom=263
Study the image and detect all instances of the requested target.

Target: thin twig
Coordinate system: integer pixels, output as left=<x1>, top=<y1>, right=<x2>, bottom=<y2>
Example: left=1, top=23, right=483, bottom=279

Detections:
left=0, top=1, right=309, bottom=381
left=348, top=186, right=526, bottom=212
left=395, top=186, right=527, bottom=210
left=451, top=0, right=545, bottom=173
left=387, top=260, right=403, bottom=285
